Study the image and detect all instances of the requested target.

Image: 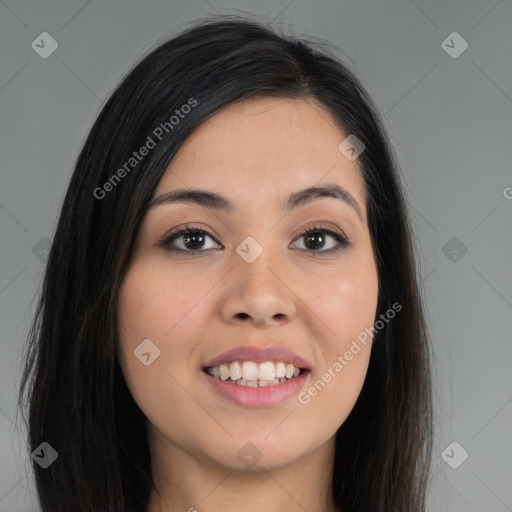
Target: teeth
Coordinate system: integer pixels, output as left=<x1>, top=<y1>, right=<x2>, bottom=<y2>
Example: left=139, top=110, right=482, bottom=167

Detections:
left=275, top=362, right=286, bottom=378
left=206, top=360, right=304, bottom=385
left=229, top=361, right=242, bottom=380
left=236, top=377, right=290, bottom=387
left=258, top=361, right=275, bottom=380
left=242, top=361, right=259, bottom=380
left=219, top=364, right=230, bottom=380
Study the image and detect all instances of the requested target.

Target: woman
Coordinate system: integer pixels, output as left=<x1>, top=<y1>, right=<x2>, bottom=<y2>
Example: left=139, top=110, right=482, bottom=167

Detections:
left=18, top=14, right=433, bottom=512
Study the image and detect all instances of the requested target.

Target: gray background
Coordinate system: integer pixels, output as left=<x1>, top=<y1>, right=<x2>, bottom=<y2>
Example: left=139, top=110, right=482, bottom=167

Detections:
left=1, top=0, right=511, bottom=510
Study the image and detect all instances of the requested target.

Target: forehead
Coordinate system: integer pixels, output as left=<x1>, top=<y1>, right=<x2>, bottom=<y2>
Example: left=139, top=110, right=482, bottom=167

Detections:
left=153, top=97, right=366, bottom=215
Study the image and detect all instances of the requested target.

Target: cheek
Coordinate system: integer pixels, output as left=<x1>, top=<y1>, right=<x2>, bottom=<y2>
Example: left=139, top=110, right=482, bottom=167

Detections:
left=116, top=260, right=209, bottom=397
left=334, top=274, right=379, bottom=333
left=118, top=259, right=207, bottom=343
left=296, top=254, right=378, bottom=423
left=308, top=258, right=379, bottom=344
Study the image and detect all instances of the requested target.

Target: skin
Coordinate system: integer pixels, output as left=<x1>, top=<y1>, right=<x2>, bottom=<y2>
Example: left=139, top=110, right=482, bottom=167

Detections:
left=117, top=97, right=379, bottom=512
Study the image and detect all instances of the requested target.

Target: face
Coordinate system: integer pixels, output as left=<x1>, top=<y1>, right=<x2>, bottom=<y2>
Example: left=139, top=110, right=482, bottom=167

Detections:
left=117, top=97, right=379, bottom=473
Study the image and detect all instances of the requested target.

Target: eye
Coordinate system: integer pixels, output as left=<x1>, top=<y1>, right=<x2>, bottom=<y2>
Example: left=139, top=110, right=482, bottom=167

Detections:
left=158, top=224, right=220, bottom=255
left=290, top=224, right=350, bottom=255
left=158, top=223, right=350, bottom=256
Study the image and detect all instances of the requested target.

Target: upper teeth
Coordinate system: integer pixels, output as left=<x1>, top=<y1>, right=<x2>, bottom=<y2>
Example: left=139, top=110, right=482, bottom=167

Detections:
left=209, top=361, right=301, bottom=381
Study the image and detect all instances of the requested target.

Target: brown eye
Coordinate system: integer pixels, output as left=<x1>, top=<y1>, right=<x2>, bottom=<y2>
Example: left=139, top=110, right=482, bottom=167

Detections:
left=158, top=223, right=350, bottom=257
left=180, top=230, right=207, bottom=250
left=291, top=226, right=350, bottom=255
left=158, top=224, right=221, bottom=255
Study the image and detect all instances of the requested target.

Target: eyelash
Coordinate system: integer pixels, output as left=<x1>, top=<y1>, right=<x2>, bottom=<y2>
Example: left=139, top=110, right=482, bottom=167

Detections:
left=157, top=223, right=350, bottom=257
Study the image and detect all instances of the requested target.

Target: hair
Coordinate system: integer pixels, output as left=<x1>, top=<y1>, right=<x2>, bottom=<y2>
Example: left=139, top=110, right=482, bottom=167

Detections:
left=18, top=13, right=433, bottom=512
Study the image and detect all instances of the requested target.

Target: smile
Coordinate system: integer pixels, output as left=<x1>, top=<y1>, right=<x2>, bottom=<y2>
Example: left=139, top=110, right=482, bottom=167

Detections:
left=202, top=361, right=310, bottom=408
left=204, top=360, right=303, bottom=387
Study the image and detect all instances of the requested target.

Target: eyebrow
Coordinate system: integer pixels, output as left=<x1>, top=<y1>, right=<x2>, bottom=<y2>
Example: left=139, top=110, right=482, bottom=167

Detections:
left=148, top=183, right=363, bottom=221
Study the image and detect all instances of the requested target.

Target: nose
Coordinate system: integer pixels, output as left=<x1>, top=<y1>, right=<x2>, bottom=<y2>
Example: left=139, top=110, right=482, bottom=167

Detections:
left=219, top=257, right=297, bottom=328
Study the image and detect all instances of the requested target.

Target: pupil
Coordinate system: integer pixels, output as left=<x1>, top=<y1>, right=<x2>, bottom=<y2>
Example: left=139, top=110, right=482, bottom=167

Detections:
left=182, top=231, right=325, bottom=250
left=184, top=231, right=204, bottom=249
left=305, top=232, right=324, bottom=250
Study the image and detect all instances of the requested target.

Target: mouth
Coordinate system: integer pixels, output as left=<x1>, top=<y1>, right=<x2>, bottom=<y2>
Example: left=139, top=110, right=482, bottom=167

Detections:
left=202, top=360, right=307, bottom=387
left=201, top=346, right=312, bottom=407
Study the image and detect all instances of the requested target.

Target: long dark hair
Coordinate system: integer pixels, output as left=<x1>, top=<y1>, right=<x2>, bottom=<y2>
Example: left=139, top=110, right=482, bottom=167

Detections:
left=18, top=14, right=433, bottom=512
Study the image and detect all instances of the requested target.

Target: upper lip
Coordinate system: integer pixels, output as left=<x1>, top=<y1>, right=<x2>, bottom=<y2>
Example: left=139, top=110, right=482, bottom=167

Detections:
left=203, top=345, right=312, bottom=370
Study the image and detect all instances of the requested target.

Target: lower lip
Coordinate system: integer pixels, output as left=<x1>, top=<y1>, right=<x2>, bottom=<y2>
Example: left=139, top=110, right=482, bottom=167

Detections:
left=202, top=370, right=310, bottom=408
